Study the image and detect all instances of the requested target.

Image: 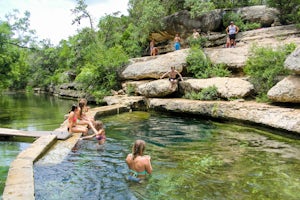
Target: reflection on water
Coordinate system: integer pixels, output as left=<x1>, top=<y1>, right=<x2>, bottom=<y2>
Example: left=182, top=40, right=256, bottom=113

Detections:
left=34, top=112, right=300, bottom=200
left=0, top=93, right=73, bottom=131
left=0, top=141, right=31, bottom=196
left=0, top=93, right=75, bottom=197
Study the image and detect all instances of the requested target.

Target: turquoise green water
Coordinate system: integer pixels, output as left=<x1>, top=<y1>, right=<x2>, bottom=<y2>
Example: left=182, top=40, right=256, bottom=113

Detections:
left=34, top=111, right=300, bottom=200
left=0, top=93, right=75, bottom=197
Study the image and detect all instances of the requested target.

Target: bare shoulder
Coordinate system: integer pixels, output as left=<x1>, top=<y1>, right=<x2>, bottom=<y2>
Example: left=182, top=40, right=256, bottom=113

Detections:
left=143, top=155, right=151, bottom=161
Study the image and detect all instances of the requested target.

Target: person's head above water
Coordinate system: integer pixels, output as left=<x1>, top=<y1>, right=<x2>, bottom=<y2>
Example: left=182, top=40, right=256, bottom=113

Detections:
left=132, top=139, right=146, bottom=159
left=94, top=120, right=103, bottom=131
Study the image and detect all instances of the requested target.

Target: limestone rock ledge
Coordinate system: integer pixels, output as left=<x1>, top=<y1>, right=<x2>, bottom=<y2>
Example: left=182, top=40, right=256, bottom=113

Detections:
left=147, top=98, right=300, bottom=135
left=267, top=75, right=300, bottom=103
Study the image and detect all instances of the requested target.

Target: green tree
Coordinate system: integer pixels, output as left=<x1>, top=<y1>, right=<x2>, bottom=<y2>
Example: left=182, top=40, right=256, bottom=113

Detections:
left=267, top=0, right=300, bottom=24
left=128, top=0, right=166, bottom=53
left=75, top=45, right=129, bottom=102
left=28, top=44, right=59, bottom=88
left=184, top=0, right=216, bottom=18
left=71, top=0, right=94, bottom=30
left=97, top=13, right=128, bottom=49
left=0, top=10, right=36, bottom=91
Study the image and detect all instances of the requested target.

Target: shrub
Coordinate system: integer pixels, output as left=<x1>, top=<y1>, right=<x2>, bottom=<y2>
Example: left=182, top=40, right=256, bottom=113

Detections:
left=126, top=84, right=135, bottom=96
left=244, top=43, right=296, bottom=101
left=186, top=47, right=231, bottom=78
left=184, top=85, right=219, bottom=101
left=187, top=36, right=207, bottom=48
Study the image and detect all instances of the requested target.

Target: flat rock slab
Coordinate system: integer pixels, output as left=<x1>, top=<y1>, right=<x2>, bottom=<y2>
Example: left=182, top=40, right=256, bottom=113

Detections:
left=0, top=128, right=70, bottom=140
left=148, top=98, right=300, bottom=135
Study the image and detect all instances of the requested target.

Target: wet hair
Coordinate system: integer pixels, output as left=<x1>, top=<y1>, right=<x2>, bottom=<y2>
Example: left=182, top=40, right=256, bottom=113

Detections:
left=132, top=140, right=146, bottom=160
left=94, top=121, right=103, bottom=131
left=78, top=101, right=84, bottom=117
left=78, top=98, right=88, bottom=116
left=69, top=104, right=78, bottom=113
left=79, top=98, right=87, bottom=105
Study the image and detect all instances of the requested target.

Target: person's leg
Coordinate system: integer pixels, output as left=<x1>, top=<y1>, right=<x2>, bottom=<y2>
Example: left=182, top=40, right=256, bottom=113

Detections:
left=170, top=80, right=177, bottom=89
left=71, top=126, right=88, bottom=135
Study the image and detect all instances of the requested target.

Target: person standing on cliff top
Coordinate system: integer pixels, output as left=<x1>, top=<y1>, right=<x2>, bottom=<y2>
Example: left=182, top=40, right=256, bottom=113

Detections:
left=226, top=21, right=239, bottom=48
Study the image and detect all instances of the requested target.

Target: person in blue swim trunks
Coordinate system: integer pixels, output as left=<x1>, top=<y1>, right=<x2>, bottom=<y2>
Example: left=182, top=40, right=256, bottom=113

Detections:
left=174, top=33, right=181, bottom=50
left=126, top=140, right=152, bottom=183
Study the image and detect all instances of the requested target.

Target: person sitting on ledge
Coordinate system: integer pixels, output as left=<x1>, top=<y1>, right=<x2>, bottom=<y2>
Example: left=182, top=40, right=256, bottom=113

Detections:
left=160, top=66, right=184, bottom=89
left=67, top=104, right=88, bottom=135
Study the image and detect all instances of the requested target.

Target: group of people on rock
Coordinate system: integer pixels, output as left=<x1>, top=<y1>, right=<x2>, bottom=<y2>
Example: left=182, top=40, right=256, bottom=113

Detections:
left=67, top=98, right=106, bottom=145
left=149, top=20, right=239, bottom=55
left=67, top=99, right=152, bottom=183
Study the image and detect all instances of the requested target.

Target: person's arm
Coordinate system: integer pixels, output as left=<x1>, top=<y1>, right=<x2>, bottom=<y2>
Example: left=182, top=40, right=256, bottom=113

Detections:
left=80, top=133, right=96, bottom=140
left=98, top=129, right=105, bottom=136
left=68, top=112, right=75, bottom=128
left=235, top=26, right=239, bottom=34
left=88, top=121, right=98, bottom=135
left=176, top=70, right=183, bottom=81
left=144, top=155, right=152, bottom=174
left=160, top=71, right=169, bottom=79
left=125, top=153, right=133, bottom=166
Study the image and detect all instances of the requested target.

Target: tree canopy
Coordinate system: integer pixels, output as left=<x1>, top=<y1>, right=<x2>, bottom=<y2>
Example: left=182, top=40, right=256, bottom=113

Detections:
left=0, top=0, right=299, bottom=102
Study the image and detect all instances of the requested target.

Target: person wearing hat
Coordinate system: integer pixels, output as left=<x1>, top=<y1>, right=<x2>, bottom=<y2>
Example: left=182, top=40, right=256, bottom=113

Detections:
left=226, top=21, right=239, bottom=48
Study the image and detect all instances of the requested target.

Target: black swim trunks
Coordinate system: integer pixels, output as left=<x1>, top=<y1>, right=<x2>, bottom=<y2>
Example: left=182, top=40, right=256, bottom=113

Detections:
left=229, top=34, right=236, bottom=40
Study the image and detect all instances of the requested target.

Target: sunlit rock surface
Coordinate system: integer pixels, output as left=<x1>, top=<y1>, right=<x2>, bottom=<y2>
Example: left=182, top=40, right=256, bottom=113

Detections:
left=268, top=75, right=300, bottom=103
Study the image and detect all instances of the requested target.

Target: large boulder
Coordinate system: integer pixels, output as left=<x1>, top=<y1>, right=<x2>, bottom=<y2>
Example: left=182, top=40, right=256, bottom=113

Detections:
left=122, top=80, right=152, bottom=95
left=103, top=95, right=145, bottom=106
left=284, top=47, right=300, bottom=75
left=236, top=5, right=280, bottom=27
left=137, top=79, right=177, bottom=97
left=121, top=49, right=189, bottom=80
left=204, top=45, right=248, bottom=69
left=162, top=9, right=223, bottom=37
left=267, top=75, right=300, bottom=103
left=180, top=78, right=254, bottom=99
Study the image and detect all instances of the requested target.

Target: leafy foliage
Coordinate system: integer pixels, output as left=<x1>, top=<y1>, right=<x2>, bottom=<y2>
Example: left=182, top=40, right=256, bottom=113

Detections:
left=75, top=45, right=129, bottom=102
left=244, top=43, right=296, bottom=101
left=0, top=10, right=34, bottom=91
left=184, top=0, right=216, bottom=18
left=0, top=0, right=299, bottom=104
left=267, top=0, right=300, bottom=24
left=128, top=0, right=166, bottom=44
left=186, top=47, right=231, bottom=78
left=184, top=85, right=220, bottom=101
left=187, top=35, right=207, bottom=48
